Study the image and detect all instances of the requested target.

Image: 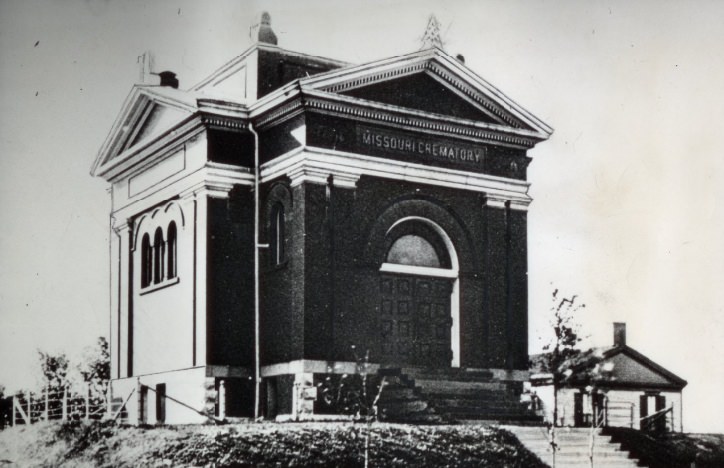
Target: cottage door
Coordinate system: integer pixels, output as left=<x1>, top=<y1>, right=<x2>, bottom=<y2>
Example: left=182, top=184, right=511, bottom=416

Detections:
left=380, top=274, right=453, bottom=367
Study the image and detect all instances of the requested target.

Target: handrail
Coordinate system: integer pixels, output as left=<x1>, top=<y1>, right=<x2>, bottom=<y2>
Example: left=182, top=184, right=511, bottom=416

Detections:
left=639, top=405, right=672, bottom=432
left=639, top=404, right=672, bottom=423
left=141, top=383, right=224, bottom=424
left=588, top=410, right=607, bottom=467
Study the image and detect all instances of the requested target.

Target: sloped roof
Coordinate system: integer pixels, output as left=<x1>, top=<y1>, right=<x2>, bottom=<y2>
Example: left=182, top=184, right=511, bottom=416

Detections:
left=530, top=345, right=687, bottom=390
left=91, top=85, right=249, bottom=180
left=92, top=45, right=552, bottom=181
left=297, top=47, right=552, bottom=138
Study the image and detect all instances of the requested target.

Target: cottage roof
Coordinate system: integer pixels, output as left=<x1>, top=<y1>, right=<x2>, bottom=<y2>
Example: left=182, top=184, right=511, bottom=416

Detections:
left=530, top=345, right=687, bottom=391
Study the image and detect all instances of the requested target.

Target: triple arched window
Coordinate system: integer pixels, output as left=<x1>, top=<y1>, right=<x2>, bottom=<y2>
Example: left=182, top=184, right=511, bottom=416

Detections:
left=141, top=221, right=178, bottom=288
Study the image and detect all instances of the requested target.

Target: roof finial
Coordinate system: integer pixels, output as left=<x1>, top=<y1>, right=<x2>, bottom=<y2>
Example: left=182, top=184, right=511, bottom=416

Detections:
left=250, top=11, right=278, bottom=45
left=420, top=14, right=444, bottom=50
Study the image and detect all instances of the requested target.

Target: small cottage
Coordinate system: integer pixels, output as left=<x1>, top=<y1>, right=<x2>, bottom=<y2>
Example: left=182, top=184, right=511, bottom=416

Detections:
left=530, top=323, right=687, bottom=432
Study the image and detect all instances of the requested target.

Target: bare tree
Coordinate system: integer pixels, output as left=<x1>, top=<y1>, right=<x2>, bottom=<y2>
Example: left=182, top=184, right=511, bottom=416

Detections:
left=538, top=289, right=585, bottom=426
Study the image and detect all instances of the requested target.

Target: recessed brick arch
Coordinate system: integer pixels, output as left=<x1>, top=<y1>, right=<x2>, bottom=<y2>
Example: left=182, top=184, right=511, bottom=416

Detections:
left=360, top=197, right=477, bottom=272
left=360, top=196, right=477, bottom=367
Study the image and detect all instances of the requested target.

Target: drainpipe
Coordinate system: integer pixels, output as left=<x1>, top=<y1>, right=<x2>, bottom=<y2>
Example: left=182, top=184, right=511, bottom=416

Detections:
left=249, top=122, right=265, bottom=420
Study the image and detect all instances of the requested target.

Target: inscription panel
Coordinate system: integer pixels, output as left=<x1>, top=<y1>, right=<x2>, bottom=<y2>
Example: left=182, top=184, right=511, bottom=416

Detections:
left=357, top=126, right=486, bottom=168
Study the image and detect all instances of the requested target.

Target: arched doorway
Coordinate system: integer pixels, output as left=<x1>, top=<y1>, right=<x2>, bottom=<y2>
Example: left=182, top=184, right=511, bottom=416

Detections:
left=378, top=217, right=459, bottom=368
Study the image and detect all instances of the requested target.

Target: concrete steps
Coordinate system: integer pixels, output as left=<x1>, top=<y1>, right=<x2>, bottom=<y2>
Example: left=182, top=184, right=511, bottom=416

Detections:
left=504, top=426, right=645, bottom=467
left=376, top=367, right=542, bottom=424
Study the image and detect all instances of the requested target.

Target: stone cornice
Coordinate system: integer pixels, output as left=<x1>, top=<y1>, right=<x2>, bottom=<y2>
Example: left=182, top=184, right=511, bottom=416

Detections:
left=300, top=90, right=542, bottom=148
left=260, top=146, right=532, bottom=210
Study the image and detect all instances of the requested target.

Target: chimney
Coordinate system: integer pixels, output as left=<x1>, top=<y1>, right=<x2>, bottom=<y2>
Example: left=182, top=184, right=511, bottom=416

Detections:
left=613, top=322, right=626, bottom=347
left=158, top=71, right=179, bottom=89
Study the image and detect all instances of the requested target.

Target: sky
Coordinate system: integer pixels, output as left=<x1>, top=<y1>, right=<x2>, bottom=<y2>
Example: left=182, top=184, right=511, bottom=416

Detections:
left=1, top=0, right=723, bottom=432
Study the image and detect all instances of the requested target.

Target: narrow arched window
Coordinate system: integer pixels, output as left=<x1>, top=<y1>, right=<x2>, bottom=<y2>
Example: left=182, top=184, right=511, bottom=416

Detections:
left=141, top=234, right=152, bottom=288
left=167, top=222, right=177, bottom=280
left=153, top=227, right=164, bottom=284
left=270, top=203, right=285, bottom=265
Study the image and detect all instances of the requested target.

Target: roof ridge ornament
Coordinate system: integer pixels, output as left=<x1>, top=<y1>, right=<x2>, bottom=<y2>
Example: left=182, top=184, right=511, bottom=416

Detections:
left=250, top=11, right=278, bottom=45
left=420, top=14, right=444, bottom=51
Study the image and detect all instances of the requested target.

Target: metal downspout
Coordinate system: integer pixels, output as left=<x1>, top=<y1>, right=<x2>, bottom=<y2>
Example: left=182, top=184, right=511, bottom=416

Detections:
left=249, top=121, right=262, bottom=420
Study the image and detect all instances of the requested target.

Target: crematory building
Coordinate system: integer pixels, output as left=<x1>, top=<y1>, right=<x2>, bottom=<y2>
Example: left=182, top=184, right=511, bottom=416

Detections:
left=91, top=14, right=552, bottom=424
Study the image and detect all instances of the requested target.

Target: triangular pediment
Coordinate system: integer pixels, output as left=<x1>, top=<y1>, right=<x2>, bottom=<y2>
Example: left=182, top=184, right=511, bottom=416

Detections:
left=299, top=48, right=552, bottom=139
left=126, top=103, right=188, bottom=149
left=91, top=86, right=198, bottom=178
left=340, top=72, right=502, bottom=125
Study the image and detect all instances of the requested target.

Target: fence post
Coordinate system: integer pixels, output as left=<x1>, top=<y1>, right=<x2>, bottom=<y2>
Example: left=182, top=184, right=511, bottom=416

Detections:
left=12, top=395, right=15, bottom=427
left=85, top=383, right=90, bottom=421
left=62, top=386, right=68, bottom=421
left=28, top=392, right=32, bottom=424
left=219, top=380, right=226, bottom=420
left=136, top=378, right=142, bottom=425
left=45, top=386, right=49, bottom=421
left=630, top=403, right=633, bottom=428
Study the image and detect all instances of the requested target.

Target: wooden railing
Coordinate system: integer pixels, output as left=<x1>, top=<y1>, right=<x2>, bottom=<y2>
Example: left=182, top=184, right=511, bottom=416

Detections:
left=10, top=384, right=107, bottom=426
left=640, top=405, right=673, bottom=433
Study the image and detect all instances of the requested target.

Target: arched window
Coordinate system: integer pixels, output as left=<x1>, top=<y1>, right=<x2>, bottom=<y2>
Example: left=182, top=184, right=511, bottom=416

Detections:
left=383, top=220, right=452, bottom=270
left=141, top=234, right=152, bottom=288
left=153, top=227, right=164, bottom=284
left=167, top=222, right=177, bottom=279
left=386, top=234, right=441, bottom=267
left=270, top=203, right=285, bottom=265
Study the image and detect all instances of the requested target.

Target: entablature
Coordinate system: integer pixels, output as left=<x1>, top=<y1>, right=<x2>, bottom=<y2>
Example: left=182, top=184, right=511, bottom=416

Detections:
left=260, top=146, right=532, bottom=211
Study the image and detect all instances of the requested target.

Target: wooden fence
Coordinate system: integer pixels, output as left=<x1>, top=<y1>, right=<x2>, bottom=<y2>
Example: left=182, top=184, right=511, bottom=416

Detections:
left=10, top=384, right=107, bottom=426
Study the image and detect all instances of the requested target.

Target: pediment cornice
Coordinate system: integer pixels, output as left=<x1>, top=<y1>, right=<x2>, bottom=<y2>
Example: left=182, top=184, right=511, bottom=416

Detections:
left=298, top=48, right=553, bottom=139
left=92, top=85, right=251, bottom=182
left=251, top=89, right=542, bottom=149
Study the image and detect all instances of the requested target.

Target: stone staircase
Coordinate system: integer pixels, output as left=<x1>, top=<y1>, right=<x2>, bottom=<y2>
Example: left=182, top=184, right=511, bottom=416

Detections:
left=504, top=426, right=644, bottom=467
left=376, top=367, right=542, bottom=424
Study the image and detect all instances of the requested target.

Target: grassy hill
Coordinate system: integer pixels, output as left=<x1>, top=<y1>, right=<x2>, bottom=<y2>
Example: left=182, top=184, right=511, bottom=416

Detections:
left=0, top=421, right=547, bottom=467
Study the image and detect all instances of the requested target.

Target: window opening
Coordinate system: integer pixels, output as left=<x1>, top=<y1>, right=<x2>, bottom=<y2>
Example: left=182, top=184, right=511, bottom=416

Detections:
left=155, top=383, right=166, bottom=424
left=141, top=234, right=152, bottom=288
left=386, top=234, right=441, bottom=267
left=153, top=227, right=164, bottom=284
left=167, top=222, right=177, bottom=279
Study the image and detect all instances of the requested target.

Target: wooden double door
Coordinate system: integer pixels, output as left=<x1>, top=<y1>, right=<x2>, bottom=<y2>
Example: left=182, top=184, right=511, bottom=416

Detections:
left=379, top=274, right=453, bottom=367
